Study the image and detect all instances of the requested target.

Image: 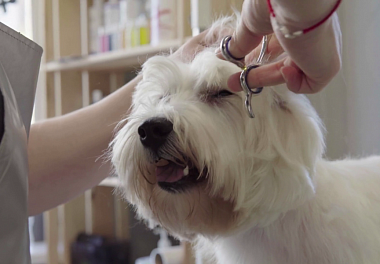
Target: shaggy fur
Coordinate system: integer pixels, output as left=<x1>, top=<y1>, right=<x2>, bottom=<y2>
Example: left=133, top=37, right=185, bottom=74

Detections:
left=111, top=18, right=380, bottom=264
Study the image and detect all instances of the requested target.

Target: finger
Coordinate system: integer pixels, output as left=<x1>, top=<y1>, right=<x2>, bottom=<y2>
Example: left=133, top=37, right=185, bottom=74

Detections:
left=280, top=65, right=303, bottom=92
left=216, top=23, right=263, bottom=61
left=245, top=34, right=284, bottom=65
left=228, top=57, right=331, bottom=94
left=280, top=65, right=327, bottom=94
left=216, top=0, right=273, bottom=60
left=227, top=58, right=287, bottom=92
left=270, top=14, right=342, bottom=93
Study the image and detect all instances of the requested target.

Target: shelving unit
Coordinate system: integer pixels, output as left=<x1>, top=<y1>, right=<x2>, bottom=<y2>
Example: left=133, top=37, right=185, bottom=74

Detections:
left=32, top=0, right=243, bottom=263
left=43, top=39, right=184, bottom=72
left=33, top=0, right=191, bottom=263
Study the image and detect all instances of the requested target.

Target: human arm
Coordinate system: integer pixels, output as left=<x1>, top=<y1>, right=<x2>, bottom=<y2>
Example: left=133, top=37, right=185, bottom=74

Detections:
left=218, top=0, right=342, bottom=94
left=28, top=76, right=139, bottom=216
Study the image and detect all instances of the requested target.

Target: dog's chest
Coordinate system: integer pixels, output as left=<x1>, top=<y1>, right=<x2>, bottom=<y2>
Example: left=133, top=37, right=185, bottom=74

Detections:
left=209, top=217, right=373, bottom=264
left=213, top=231, right=291, bottom=264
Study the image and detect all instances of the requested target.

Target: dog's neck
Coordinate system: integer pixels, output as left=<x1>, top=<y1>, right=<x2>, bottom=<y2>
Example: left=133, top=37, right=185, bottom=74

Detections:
left=200, top=166, right=326, bottom=264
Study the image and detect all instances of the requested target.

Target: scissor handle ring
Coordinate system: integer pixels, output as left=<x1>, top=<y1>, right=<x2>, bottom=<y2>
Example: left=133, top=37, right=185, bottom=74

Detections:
left=240, top=65, right=263, bottom=118
left=240, top=65, right=263, bottom=95
left=220, top=35, right=245, bottom=69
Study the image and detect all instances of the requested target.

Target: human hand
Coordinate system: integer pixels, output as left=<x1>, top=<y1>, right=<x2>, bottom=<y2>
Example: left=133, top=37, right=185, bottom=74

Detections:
left=217, top=0, right=342, bottom=94
left=171, top=29, right=212, bottom=63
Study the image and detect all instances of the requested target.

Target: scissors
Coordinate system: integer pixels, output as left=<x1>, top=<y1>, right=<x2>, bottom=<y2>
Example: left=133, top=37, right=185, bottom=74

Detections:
left=219, top=35, right=268, bottom=118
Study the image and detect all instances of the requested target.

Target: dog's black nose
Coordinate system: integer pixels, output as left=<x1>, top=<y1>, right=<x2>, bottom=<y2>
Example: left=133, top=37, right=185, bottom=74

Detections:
left=138, top=118, right=173, bottom=150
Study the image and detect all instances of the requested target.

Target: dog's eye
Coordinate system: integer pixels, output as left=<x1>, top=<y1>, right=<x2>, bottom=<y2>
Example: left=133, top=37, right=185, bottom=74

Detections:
left=159, top=94, right=169, bottom=102
left=213, top=90, right=234, bottom=98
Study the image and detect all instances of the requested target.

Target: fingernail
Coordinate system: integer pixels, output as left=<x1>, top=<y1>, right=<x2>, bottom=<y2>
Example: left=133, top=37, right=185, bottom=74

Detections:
left=215, top=48, right=221, bottom=55
left=280, top=67, right=289, bottom=83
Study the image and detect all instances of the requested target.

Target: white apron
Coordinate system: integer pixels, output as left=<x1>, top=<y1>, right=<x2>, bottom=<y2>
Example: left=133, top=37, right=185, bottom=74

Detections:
left=0, top=22, right=43, bottom=263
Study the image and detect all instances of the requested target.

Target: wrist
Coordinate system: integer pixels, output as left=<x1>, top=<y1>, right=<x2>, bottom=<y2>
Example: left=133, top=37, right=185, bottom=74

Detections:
left=271, top=0, right=339, bottom=31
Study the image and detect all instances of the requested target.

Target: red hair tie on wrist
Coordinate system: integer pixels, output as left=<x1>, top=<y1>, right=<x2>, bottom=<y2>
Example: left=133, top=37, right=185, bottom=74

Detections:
left=267, top=0, right=342, bottom=38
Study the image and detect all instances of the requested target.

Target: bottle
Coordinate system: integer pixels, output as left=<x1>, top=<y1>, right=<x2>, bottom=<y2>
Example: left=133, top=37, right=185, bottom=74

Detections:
left=91, top=89, right=103, bottom=104
left=136, top=12, right=150, bottom=46
left=89, top=0, right=104, bottom=53
left=103, top=0, right=120, bottom=51
left=150, top=0, right=176, bottom=46
left=157, top=229, right=171, bottom=248
left=97, top=26, right=108, bottom=52
left=92, top=89, right=103, bottom=104
left=120, top=0, right=140, bottom=48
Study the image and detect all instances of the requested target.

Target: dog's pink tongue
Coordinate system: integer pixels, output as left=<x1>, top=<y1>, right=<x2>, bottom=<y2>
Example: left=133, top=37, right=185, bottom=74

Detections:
left=156, top=163, right=185, bottom=183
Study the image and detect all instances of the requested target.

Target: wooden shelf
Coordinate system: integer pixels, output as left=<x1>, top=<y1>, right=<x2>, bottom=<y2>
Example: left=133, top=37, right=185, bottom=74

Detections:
left=99, top=177, right=120, bottom=187
left=44, top=39, right=183, bottom=72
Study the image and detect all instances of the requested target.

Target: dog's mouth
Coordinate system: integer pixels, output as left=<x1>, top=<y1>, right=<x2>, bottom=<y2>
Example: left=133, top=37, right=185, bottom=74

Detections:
left=154, top=158, right=206, bottom=193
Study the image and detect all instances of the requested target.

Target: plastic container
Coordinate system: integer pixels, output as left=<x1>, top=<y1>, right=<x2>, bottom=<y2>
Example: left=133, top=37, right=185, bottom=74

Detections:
left=119, top=0, right=141, bottom=48
left=89, top=0, right=104, bottom=53
left=92, top=89, right=103, bottom=104
left=150, top=0, right=176, bottom=46
left=136, top=13, right=150, bottom=45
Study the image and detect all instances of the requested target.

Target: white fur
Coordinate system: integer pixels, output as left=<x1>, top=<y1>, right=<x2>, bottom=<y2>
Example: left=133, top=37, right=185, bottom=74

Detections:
left=111, top=19, right=380, bottom=264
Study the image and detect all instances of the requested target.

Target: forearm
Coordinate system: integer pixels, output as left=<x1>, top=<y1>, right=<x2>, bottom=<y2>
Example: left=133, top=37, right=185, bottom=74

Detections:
left=272, top=0, right=342, bottom=89
left=28, top=76, right=140, bottom=216
left=272, top=0, right=338, bottom=28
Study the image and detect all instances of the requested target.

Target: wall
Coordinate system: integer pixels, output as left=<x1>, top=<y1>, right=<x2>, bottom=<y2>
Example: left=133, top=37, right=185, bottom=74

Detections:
left=309, top=0, right=380, bottom=160
left=340, top=0, right=380, bottom=156
left=0, top=0, right=33, bottom=39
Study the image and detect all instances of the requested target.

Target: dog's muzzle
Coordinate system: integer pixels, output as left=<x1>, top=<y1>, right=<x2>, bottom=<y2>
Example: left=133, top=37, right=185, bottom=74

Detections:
left=138, top=117, right=173, bottom=152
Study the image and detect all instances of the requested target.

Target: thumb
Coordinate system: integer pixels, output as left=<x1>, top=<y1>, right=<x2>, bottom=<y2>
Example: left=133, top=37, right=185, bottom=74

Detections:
left=217, top=0, right=273, bottom=60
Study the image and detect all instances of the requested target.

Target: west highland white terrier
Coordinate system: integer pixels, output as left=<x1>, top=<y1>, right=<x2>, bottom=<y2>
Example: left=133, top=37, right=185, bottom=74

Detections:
left=111, top=18, right=380, bottom=264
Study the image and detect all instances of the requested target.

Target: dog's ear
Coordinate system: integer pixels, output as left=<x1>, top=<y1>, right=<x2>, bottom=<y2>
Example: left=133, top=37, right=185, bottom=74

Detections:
left=249, top=87, right=325, bottom=213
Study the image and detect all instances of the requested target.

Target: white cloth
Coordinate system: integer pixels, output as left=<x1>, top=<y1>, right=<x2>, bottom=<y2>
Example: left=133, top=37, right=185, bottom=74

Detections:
left=0, top=22, right=42, bottom=264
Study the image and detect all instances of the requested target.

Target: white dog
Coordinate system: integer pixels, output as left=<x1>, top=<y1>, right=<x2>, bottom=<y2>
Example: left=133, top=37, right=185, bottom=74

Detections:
left=111, top=18, right=380, bottom=264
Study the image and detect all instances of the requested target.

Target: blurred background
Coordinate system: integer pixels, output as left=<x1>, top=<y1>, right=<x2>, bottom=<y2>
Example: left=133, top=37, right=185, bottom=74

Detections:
left=0, top=0, right=379, bottom=263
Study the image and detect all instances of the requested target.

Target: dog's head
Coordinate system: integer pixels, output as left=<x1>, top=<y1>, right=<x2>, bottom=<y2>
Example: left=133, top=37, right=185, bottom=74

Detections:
left=112, top=29, right=325, bottom=241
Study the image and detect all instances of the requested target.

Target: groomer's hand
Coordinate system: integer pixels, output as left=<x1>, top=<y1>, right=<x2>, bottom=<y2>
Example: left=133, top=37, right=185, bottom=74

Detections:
left=171, top=29, right=211, bottom=62
left=217, top=0, right=342, bottom=94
